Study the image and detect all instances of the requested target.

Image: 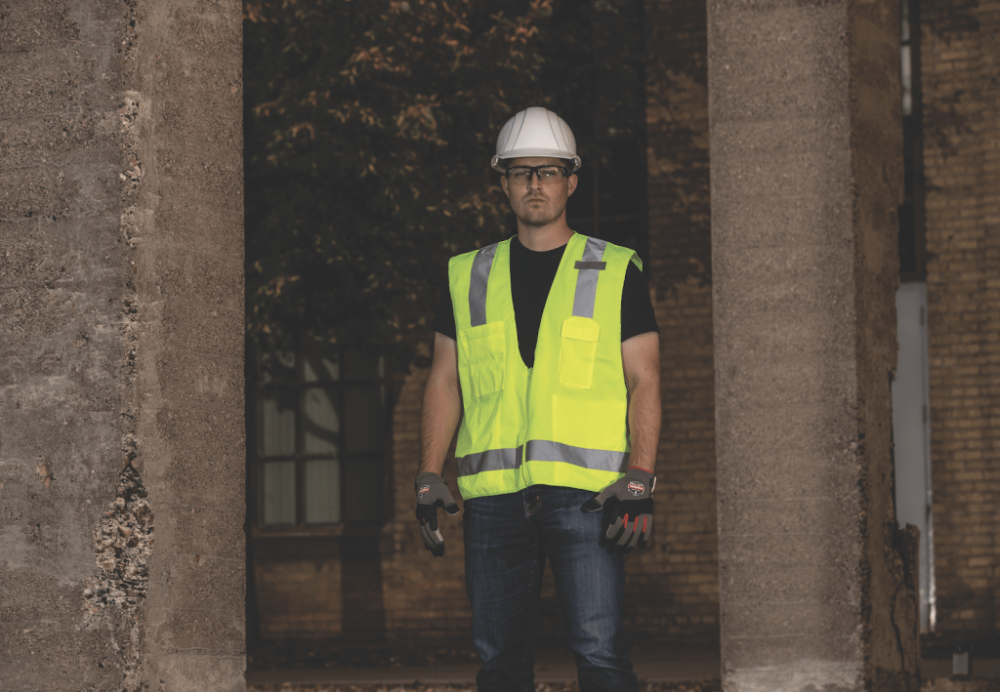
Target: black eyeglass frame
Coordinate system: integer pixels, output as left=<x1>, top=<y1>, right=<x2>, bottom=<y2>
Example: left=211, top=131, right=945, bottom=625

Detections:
left=504, top=165, right=572, bottom=183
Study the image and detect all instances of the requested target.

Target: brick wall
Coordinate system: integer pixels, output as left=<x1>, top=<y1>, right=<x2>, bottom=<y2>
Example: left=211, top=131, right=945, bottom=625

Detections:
left=637, top=0, right=719, bottom=642
left=251, top=0, right=723, bottom=645
left=921, top=0, right=1000, bottom=636
left=381, top=343, right=473, bottom=640
left=251, top=340, right=474, bottom=642
left=254, top=560, right=342, bottom=638
left=249, top=0, right=1000, bottom=646
left=364, top=0, right=722, bottom=645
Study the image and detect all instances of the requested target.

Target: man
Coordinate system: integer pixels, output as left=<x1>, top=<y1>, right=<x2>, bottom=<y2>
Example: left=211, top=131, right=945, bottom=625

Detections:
left=415, top=107, right=661, bottom=692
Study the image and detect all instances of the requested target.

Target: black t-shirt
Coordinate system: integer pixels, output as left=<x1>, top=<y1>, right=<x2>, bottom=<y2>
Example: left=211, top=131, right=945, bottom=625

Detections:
left=432, top=236, right=659, bottom=368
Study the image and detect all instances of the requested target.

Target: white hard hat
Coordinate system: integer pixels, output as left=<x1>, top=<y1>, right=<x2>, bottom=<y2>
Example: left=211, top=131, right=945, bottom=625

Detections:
left=491, top=107, right=581, bottom=173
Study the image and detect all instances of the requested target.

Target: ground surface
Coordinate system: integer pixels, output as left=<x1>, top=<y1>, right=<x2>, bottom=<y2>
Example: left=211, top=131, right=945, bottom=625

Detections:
left=247, top=641, right=482, bottom=672
left=245, top=637, right=1000, bottom=692
left=248, top=684, right=723, bottom=692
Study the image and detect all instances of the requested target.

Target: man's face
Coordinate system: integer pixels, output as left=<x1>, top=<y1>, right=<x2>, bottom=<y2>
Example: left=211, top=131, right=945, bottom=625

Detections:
left=500, top=157, right=578, bottom=228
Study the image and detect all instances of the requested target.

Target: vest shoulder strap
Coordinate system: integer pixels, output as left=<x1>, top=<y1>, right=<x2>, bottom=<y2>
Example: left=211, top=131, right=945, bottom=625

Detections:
left=569, top=236, right=640, bottom=319
left=448, top=240, right=506, bottom=331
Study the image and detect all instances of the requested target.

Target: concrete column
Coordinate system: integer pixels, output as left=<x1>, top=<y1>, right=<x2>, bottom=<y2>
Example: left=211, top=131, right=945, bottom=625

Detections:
left=0, top=1, right=244, bottom=690
left=707, top=1, right=919, bottom=690
left=127, top=0, right=245, bottom=689
left=1, top=2, right=129, bottom=688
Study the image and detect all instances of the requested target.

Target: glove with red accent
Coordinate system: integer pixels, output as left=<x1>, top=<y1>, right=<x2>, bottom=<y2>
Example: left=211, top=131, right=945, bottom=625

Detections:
left=583, top=467, right=655, bottom=552
left=415, top=472, right=460, bottom=557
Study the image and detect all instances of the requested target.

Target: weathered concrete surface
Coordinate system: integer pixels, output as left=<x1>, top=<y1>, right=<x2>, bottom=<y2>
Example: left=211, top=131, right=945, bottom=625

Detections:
left=1, top=1, right=131, bottom=689
left=0, top=0, right=244, bottom=690
left=126, top=0, right=245, bottom=690
left=708, top=1, right=919, bottom=690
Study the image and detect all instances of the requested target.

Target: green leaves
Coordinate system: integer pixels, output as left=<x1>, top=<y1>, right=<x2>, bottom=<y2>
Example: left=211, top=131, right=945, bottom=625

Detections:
left=245, top=0, right=646, bottom=372
left=246, top=0, right=558, bottom=370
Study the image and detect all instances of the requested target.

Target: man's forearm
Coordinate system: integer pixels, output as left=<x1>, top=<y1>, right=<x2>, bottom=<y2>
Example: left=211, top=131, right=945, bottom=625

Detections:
left=627, top=375, right=661, bottom=473
left=419, top=344, right=463, bottom=475
left=622, top=332, right=661, bottom=474
left=419, top=380, right=462, bottom=474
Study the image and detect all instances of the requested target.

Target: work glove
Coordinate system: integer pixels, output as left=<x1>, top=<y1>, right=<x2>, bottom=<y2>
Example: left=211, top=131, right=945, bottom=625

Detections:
left=583, top=467, right=655, bottom=552
left=415, top=472, right=460, bottom=557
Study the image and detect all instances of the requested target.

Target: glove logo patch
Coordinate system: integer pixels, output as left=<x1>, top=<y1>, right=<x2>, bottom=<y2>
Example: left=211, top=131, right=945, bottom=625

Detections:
left=417, top=485, right=431, bottom=498
left=627, top=481, right=645, bottom=496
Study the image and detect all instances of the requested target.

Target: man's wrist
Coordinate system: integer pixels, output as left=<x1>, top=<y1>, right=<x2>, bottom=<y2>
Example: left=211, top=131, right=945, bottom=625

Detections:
left=627, top=465, right=655, bottom=475
left=417, top=461, right=446, bottom=476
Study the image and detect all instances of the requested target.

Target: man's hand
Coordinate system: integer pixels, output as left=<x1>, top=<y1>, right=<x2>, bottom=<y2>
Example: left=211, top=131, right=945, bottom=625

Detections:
left=583, top=467, right=655, bottom=552
left=415, top=472, right=460, bottom=557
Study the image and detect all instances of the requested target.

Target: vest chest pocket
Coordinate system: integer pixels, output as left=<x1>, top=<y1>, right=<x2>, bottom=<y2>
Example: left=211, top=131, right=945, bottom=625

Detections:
left=459, top=321, right=506, bottom=399
left=558, top=316, right=601, bottom=390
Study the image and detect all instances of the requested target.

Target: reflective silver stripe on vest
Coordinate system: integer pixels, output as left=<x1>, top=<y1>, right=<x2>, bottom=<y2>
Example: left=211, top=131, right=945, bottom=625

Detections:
left=572, top=236, right=608, bottom=319
left=457, top=446, right=522, bottom=477
left=525, top=439, right=629, bottom=473
left=469, top=243, right=499, bottom=327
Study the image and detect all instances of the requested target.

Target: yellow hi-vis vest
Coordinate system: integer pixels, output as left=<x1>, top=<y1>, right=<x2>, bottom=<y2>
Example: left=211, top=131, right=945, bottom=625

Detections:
left=448, top=232, right=641, bottom=500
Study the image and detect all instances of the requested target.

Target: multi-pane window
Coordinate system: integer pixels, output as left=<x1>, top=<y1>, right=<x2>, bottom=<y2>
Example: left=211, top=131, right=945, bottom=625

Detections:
left=252, top=339, right=387, bottom=527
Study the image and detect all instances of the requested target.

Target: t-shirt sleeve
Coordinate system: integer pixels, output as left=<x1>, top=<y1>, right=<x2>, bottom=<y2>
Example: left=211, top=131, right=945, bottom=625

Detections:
left=431, top=285, right=457, bottom=340
left=621, top=261, right=659, bottom=341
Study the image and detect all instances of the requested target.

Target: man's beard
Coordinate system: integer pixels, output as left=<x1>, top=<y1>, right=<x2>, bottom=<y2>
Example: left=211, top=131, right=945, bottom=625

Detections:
left=515, top=197, right=565, bottom=227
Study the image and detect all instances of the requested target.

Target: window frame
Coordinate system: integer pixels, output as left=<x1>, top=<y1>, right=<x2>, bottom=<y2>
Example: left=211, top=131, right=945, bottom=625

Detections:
left=246, top=337, right=393, bottom=536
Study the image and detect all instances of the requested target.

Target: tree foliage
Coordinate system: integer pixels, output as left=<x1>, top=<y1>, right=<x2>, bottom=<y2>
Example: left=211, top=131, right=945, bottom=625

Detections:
left=244, top=0, right=645, bottom=371
left=245, top=0, right=564, bottom=368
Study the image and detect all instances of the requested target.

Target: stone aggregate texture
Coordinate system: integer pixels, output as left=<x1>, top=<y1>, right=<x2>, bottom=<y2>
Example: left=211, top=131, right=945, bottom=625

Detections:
left=0, top=0, right=127, bottom=687
left=920, top=0, right=1000, bottom=638
left=707, top=0, right=919, bottom=691
left=0, top=0, right=245, bottom=690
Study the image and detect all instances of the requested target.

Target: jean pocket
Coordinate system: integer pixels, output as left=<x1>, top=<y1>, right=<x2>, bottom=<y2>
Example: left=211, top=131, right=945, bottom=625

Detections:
left=558, top=316, right=600, bottom=389
left=459, top=321, right=506, bottom=399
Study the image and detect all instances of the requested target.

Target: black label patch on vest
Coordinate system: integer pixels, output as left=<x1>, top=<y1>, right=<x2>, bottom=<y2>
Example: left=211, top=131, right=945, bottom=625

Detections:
left=575, top=261, right=607, bottom=271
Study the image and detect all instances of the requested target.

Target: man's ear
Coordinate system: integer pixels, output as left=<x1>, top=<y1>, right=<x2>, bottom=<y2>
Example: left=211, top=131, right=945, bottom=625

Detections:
left=567, top=174, right=578, bottom=197
left=500, top=174, right=510, bottom=197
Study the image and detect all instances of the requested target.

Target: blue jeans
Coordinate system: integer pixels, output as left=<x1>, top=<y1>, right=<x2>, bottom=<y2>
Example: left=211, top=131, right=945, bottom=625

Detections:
left=464, top=485, right=638, bottom=692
